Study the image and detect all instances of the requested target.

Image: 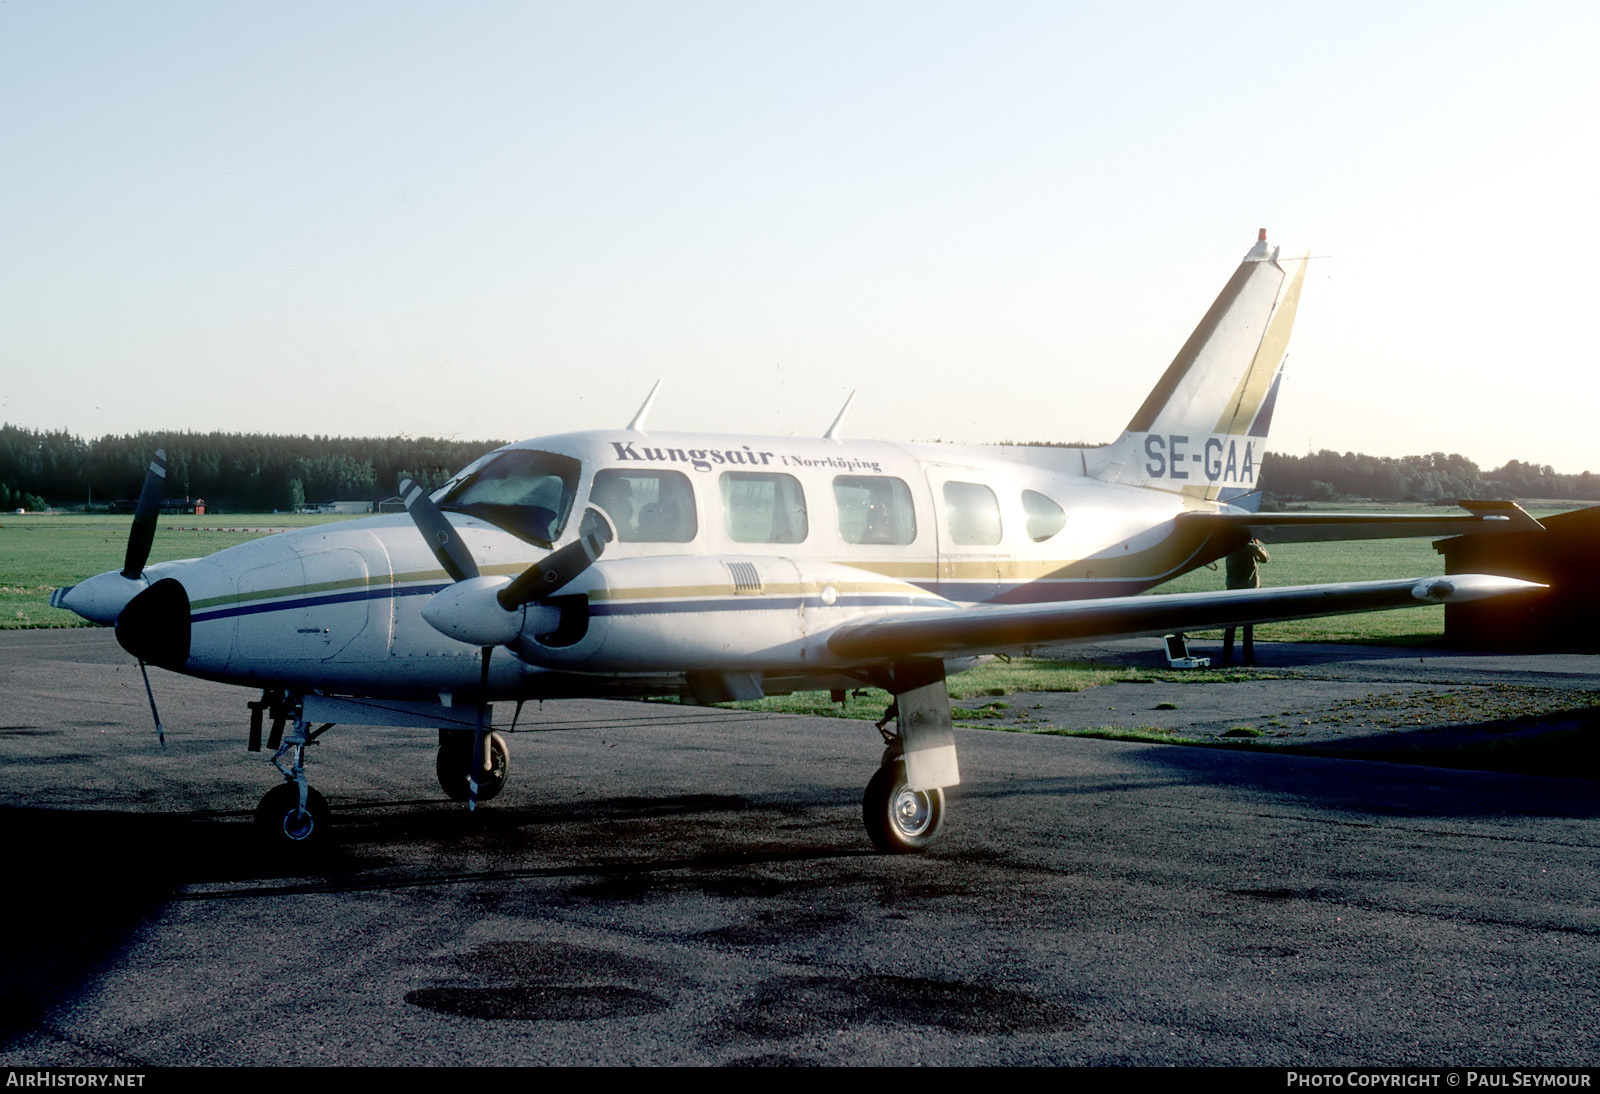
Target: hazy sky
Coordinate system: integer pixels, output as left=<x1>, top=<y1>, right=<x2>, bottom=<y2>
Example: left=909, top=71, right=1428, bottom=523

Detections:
left=4, top=1, right=1596, bottom=472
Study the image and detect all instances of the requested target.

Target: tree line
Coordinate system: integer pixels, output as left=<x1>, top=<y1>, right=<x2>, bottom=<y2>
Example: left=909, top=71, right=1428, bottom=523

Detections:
left=2, top=423, right=1596, bottom=512
left=0, top=425, right=502, bottom=512
left=1263, top=450, right=1600, bottom=504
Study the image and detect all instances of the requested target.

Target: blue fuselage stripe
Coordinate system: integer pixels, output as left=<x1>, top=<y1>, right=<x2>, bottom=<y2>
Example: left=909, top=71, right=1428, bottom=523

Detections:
left=190, top=585, right=947, bottom=624
left=191, top=583, right=446, bottom=623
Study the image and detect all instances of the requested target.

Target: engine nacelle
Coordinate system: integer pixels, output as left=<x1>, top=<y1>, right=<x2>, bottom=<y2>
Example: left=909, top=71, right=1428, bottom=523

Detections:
left=511, top=554, right=952, bottom=674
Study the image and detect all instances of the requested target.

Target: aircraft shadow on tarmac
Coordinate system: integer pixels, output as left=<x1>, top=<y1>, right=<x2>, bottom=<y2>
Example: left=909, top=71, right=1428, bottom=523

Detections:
left=1089, top=734, right=1600, bottom=820
left=0, top=784, right=896, bottom=1048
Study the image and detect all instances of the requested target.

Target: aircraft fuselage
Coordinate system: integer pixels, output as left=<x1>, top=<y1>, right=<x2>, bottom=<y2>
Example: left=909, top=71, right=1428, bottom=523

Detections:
left=134, top=429, right=1243, bottom=701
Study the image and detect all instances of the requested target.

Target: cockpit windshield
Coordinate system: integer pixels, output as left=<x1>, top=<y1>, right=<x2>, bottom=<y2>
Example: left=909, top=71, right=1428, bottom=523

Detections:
left=437, top=449, right=581, bottom=547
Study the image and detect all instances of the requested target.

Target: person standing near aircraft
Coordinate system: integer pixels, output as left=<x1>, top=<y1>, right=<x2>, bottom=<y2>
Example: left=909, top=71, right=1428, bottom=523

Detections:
left=1220, top=538, right=1271, bottom=666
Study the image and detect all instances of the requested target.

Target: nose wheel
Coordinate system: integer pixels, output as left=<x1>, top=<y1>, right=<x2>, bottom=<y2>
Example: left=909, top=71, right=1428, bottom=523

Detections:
left=255, top=782, right=331, bottom=851
left=862, top=760, right=944, bottom=854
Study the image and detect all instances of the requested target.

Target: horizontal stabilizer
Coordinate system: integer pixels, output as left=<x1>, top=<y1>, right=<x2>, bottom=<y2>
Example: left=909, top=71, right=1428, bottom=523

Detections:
left=1180, top=499, right=1545, bottom=545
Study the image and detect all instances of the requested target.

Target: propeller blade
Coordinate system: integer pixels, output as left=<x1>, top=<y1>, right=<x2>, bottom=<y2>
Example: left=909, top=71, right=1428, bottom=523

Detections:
left=497, top=524, right=609, bottom=610
left=400, top=478, right=479, bottom=582
left=122, top=449, right=168, bottom=579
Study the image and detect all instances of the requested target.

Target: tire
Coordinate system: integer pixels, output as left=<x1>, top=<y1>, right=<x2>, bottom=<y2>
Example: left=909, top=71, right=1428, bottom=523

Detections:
left=254, top=782, right=331, bottom=851
left=436, top=731, right=509, bottom=803
left=862, top=762, right=944, bottom=854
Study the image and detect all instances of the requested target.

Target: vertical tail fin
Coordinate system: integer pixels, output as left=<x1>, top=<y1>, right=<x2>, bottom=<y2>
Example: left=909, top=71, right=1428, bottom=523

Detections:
left=1087, top=230, right=1308, bottom=503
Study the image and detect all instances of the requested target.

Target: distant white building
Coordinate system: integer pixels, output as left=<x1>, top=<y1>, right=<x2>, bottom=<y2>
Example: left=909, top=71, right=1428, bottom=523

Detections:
left=313, top=501, right=372, bottom=515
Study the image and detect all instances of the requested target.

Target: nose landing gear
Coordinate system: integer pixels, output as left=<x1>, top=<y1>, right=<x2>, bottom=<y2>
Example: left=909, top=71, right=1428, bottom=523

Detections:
left=256, top=713, right=335, bottom=852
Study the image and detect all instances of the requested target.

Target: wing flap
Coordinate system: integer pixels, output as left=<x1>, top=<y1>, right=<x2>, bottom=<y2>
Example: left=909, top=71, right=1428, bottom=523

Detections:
left=825, top=574, right=1541, bottom=661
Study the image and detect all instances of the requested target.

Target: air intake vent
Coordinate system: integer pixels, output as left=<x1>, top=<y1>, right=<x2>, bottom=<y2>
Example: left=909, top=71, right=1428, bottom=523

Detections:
left=726, top=561, right=762, bottom=595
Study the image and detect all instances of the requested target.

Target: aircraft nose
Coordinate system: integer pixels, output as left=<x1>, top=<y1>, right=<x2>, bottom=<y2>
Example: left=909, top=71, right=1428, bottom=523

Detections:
left=116, top=577, right=192, bottom=671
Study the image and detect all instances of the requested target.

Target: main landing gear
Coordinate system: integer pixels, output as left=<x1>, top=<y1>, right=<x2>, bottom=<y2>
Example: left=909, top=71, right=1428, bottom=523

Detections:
left=436, top=729, right=509, bottom=803
left=858, top=660, right=960, bottom=854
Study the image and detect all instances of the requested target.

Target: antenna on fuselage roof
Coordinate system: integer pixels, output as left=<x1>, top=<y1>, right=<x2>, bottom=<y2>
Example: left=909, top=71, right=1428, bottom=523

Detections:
left=823, top=390, right=856, bottom=442
left=626, top=379, right=662, bottom=433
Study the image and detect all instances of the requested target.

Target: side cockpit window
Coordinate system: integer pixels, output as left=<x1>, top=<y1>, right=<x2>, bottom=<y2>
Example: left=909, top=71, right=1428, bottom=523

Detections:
left=721, top=472, right=807, bottom=544
left=592, top=468, right=698, bottom=543
left=1022, top=489, right=1066, bottom=542
left=438, top=449, right=580, bottom=546
left=833, top=475, right=917, bottom=545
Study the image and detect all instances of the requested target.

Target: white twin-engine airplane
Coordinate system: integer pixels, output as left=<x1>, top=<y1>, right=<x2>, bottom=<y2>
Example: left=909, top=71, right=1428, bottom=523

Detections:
left=54, top=230, right=1543, bottom=854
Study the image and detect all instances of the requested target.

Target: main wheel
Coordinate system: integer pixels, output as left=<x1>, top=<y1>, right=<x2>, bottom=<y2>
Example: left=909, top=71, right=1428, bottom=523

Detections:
left=436, top=731, right=509, bottom=803
left=254, top=782, right=331, bottom=851
left=862, top=762, right=944, bottom=853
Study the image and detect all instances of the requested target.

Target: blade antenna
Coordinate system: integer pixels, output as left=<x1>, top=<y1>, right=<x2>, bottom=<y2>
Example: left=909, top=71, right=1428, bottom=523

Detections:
left=626, top=379, right=662, bottom=433
left=137, top=659, right=166, bottom=750
left=824, top=391, right=856, bottom=441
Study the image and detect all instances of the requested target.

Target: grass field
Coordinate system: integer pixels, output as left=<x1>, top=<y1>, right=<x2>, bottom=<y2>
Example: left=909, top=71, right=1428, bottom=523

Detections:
left=1158, top=502, right=1574, bottom=643
left=1, top=503, right=1577, bottom=637
left=1154, top=536, right=1450, bottom=643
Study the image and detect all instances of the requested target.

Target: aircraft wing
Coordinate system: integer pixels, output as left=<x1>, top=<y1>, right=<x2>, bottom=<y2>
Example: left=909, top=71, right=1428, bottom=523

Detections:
left=1177, top=500, right=1544, bottom=544
left=825, top=574, right=1541, bottom=662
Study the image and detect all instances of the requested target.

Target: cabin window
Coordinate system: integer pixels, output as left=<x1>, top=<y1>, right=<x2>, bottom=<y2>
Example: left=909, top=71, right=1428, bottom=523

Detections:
left=437, top=449, right=580, bottom=546
left=833, top=475, right=917, bottom=545
left=590, top=468, right=698, bottom=543
left=1022, top=489, right=1066, bottom=542
left=942, top=481, right=1002, bottom=546
left=720, top=472, right=808, bottom=544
